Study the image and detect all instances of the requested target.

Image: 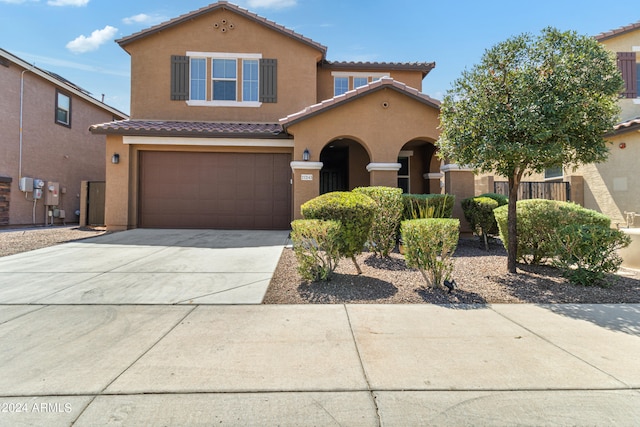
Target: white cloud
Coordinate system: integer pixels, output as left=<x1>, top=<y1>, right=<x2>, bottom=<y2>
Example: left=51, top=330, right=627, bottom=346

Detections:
left=66, top=25, right=118, bottom=54
left=47, top=0, right=88, bottom=5
left=245, top=0, right=296, bottom=9
left=122, top=13, right=167, bottom=25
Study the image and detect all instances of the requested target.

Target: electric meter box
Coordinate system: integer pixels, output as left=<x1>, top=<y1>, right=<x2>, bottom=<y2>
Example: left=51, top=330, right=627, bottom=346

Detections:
left=19, top=177, right=34, bottom=192
left=44, top=181, right=60, bottom=206
left=33, top=179, right=45, bottom=189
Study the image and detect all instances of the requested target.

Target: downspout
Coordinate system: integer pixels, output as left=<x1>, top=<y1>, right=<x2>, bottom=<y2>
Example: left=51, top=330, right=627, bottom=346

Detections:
left=19, top=65, right=34, bottom=180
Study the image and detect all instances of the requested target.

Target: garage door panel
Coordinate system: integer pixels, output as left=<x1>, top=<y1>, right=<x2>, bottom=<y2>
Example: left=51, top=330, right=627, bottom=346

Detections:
left=139, top=151, right=291, bottom=229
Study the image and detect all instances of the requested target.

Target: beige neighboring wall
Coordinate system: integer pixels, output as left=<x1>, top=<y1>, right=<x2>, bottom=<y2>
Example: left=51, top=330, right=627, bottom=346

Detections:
left=122, top=8, right=322, bottom=122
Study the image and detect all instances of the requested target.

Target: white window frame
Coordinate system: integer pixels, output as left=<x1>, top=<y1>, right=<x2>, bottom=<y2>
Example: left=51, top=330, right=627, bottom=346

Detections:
left=242, top=59, right=259, bottom=102
left=189, top=57, right=207, bottom=101
left=334, top=76, right=348, bottom=96
left=397, top=152, right=412, bottom=193
left=185, top=51, right=262, bottom=107
left=55, top=90, right=71, bottom=127
left=331, top=71, right=390, bottom=96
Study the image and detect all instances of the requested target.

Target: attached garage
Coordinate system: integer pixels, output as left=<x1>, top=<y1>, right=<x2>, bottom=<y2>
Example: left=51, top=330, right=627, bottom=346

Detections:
left=138, top=151, right=292, bottom=229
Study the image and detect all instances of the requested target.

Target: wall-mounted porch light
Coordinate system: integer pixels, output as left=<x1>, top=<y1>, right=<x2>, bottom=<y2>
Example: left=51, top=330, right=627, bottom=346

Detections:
left=111, top=153, right=120, bottom=164
left=303, top=148, right=310, bottom=161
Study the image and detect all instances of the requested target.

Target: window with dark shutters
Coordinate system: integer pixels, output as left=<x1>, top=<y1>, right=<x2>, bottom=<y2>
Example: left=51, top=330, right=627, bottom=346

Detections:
left=259, top=58, right=277, bottom=103
left=171, top=55, right=189, bottom=100
left=617, top=52, right=638, bottom=98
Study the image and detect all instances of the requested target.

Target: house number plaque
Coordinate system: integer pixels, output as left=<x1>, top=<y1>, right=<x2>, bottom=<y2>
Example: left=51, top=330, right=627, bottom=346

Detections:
left=301, top=174, right=313, bottom=181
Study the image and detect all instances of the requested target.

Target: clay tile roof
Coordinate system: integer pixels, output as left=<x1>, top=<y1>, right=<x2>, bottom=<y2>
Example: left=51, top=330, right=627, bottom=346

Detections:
left=322, top=60, right=436, bottom=78
left=280, top=77, right=440, bottom=128
left=612, top=116, right=640, bottom=134
left=89, top=120, right=287, bottom=138
left=595, top=20, right=640, bottom=41
left=116, top=1, right=327, bottom=55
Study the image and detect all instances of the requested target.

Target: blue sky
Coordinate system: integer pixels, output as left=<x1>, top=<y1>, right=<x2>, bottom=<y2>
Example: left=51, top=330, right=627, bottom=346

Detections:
left=1, top=0, right=638, bottom=115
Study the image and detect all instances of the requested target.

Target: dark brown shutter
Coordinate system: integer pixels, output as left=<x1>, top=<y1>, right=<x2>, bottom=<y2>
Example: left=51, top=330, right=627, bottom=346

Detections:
left=171, top=55, right=189, bottom=100
left=259, top=58, right=277, bottom=103
left=617, top=52, right=638, bottom=99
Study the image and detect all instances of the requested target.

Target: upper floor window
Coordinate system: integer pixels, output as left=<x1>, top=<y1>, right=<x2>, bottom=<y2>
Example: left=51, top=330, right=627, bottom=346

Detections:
left=171, top=52, right=277, bottom=106
left=544, top=166, right=563, bottom=180
left=243, top=59, right=259, bottom=102
left=55, top=90, right=71, bottom=127
left=332, top=72, right=390, bottom=98
left=334, top=77, right=348, bottom=96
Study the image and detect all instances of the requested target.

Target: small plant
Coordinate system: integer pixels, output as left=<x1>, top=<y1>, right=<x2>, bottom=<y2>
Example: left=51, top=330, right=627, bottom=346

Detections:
left=301, top=191, right=376, bottom=274
left=290, top=219, right=341, bottom=281
left=477, top=193, right=508, bottom=234
left=401, top=218, right=459, bottom=289
left=461, top=196, right=499, bottom=251
left=552, top=224, right=630, bottom=287
left=353, top=186, right=403, bottom=257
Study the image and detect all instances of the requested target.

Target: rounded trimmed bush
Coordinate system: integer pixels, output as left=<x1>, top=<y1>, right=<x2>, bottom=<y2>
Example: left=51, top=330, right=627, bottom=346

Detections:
left=353, top=186, right=403, bottom=257
left=462, top=196, right=499, bottom=250
left=290, top=219, right=341, bottom=281
left=301, top=191, right=376, bottom=273
left=494, top=199, right=611, bottom=264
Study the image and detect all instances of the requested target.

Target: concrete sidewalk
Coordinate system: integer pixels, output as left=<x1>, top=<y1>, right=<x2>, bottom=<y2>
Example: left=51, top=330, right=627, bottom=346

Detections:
left=0, top=304, right=639, bottom=426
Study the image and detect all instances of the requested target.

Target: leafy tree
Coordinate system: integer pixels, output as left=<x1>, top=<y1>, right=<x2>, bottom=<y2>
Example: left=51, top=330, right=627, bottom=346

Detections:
left=437, top=27, right=623, bottom=273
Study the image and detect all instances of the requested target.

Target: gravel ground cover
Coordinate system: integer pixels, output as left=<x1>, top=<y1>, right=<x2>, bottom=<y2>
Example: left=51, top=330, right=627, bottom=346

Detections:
left=0, top=226, right=107, bottom=257
left=264, top=238, right=640, bottom=304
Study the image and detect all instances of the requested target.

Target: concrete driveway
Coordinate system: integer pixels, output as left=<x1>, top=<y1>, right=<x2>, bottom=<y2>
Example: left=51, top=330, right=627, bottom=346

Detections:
left=0, top=229, right=290, bottom=304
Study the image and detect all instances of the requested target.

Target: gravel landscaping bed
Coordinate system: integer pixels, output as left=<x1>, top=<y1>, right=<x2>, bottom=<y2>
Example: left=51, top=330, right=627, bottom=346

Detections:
left=264, top=238, right=640, bottom=304
left=0, top=226, right=107, bottom=257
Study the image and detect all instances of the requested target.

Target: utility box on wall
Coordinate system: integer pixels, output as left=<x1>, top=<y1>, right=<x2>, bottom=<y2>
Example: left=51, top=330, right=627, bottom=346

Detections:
left=44, top=181, right=60, bottom=206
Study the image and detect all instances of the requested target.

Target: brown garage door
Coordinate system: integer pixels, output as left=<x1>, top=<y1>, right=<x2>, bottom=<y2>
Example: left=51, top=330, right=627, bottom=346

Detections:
left=139, top=151, right=291, bottom=229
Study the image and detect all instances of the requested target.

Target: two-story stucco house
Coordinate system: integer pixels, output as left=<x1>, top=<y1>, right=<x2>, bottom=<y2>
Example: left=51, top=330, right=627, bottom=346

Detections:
left=90, top=1, right=470, bottom=231
left=0, top=48, right=127, bottom=227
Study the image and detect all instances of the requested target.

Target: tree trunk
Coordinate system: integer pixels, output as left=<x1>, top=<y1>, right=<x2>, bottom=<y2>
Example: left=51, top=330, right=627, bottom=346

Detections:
left=507, top=174, right=520, bottom=274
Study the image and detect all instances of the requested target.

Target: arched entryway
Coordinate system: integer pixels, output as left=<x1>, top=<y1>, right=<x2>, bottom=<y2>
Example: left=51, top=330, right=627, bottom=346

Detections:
left=320, top=138, right=370, bottom=194
left=397, top=140, right=440, bottom=194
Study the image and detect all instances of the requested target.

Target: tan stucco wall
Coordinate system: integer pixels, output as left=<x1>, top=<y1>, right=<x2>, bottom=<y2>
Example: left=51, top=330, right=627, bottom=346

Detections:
left=123, top=8, right=323, bottom=122
left=599, top=30, right=640, bottom=121
left=0, top=61, right=118, bottom=226
left=286, top=88, right=440, bottom=218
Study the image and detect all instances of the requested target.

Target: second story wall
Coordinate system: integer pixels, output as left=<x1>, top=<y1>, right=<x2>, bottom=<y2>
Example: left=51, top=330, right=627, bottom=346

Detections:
left=122, top=7, right=324, bottom=122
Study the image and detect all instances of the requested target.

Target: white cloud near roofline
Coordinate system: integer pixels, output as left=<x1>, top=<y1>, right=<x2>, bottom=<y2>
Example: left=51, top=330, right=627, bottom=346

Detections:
left=47, top=0, right=88, bottom=5
left=244, top=0, right=297, bottom=9
left=122, top=13, right=168, bottom=25
left=66, top=25, right=118, bottom=53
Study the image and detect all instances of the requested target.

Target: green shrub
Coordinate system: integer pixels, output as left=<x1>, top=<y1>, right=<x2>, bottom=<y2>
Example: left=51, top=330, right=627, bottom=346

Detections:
left=401, top=218, right=460, bottom=289
left=353, top=186, right=403, bottom=257
left=478, top=193, right=508, bottom=235
left=552, top=224, right=630, bottom=287
left=494, top=199, right=611, bottom=265
left=290, top=219, right=342, bottom=281
left=402, top=194, right=455, bottom=220
left=478, top=192, right=508, bottom=207
left=461, top=196, right=499, bottom=250
left=301, top=191, right=376, bottom=274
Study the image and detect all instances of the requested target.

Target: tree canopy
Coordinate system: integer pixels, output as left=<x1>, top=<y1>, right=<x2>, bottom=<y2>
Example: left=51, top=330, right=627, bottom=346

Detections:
left=437, top=27, right=623, bottom=273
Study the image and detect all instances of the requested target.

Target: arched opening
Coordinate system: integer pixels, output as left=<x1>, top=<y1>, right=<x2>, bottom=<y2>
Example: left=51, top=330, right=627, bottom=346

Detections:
left=320, top=138, right=370, bottom=194
left=397, top=140, right=439, bottom=194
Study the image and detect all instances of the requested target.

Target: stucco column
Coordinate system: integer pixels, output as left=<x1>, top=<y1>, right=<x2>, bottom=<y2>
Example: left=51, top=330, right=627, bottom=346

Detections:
left=290, top=161, right=323, bottom=220
left=475, top=175, right=494, bottom=196
left=104, top=135, right=130, bottom=231
left=442, top=163, right=475, bottom=234
left=367, top=162, right=401, bottom=187
left=424, top=172, right=444, bottom=194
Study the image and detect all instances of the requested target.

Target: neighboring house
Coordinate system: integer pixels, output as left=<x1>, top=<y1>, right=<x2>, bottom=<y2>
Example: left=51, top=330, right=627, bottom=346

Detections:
left=90, top=1, right=467, bottom=231
left=476, top=21, right=640, bottom=228
left=0, top=48, right=127, bottom=227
